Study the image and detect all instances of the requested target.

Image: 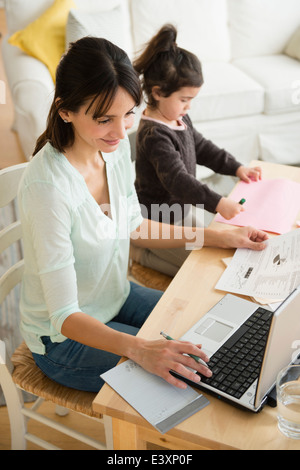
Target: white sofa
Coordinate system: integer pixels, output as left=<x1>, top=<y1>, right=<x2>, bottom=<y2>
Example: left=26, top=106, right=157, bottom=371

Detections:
left=2, top=0, right=300, bottom=173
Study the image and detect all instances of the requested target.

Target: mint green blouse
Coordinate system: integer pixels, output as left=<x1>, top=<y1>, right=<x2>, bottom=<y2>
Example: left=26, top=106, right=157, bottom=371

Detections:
left=18, top=140, right=143, bottom=354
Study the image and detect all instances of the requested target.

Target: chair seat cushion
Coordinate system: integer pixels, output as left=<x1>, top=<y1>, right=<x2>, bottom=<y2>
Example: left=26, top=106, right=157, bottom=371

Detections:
left=130, top=261, right=172, bottom=291
left=11, top=341, right=102, bottom=418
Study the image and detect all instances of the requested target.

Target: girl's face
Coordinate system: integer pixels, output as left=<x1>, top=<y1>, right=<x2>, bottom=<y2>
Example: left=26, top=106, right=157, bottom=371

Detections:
left=61, top=87, right=136, bottom=153
left=153, top=86, right=201, bottom=124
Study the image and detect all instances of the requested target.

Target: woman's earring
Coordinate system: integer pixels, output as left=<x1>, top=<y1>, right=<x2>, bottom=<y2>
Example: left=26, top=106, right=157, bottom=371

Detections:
left=63, top=119, right=68, bottom=123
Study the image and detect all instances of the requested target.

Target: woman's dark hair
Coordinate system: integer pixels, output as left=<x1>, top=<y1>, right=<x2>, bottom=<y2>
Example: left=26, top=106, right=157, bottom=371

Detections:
left=33, top=36, right=142, bottom=155
left=133, top=24, right=203, bottom=109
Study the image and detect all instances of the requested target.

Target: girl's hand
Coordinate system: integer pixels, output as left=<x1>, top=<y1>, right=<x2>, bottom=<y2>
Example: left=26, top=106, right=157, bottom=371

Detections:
left=236, top=165, right=262, bottom=183
left=216, top=197, right=244, bottom=220
left=133, top=338, right=212, bottom=389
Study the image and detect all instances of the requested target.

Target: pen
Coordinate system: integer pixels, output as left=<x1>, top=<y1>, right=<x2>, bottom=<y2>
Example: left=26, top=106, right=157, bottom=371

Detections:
left=160, top=331, right=208, bottom=367
left=239, top=198, right=246, bottom=205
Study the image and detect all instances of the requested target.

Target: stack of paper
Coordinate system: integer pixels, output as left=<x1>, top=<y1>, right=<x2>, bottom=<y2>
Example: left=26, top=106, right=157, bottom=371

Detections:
left=221, top=257, right=281, bottom=309
left=216, top=230, right=300, bottom=305
left=101, top=359, right=209, bottom=434
left=215, top=178, right=300, bottom=234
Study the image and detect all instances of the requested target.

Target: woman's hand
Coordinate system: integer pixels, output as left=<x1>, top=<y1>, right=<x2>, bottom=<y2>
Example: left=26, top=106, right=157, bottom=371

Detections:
left=219, top=226, right=268, bottom=250
left=132, top=337, right=212, bottom=389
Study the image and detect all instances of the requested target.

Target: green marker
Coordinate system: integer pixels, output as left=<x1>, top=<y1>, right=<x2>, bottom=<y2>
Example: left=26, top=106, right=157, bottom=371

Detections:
left=160, top=331, right=208, bottom=366
left=239, top=198, right=246, bottom=205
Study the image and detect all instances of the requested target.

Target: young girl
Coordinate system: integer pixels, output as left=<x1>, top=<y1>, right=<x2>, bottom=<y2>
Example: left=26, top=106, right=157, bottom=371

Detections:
left=133, top=24, right=262, bottom=276
left=18, top=37, right=267, bottom=392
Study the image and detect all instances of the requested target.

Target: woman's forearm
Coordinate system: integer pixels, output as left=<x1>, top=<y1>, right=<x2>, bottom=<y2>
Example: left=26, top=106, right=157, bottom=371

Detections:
left=131, top=218, right=204, bottom=249
left=61, top=311, right=141, bottom=358
left=131, top=219, right=268, bottom=251
left=131, top=218, right=233, bottom=249
left=60, top=310, right=212, bottom=389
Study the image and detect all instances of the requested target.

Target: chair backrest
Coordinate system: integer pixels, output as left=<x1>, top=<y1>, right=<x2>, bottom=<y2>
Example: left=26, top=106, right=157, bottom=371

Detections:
left=0, top=163, right=28, bottom=305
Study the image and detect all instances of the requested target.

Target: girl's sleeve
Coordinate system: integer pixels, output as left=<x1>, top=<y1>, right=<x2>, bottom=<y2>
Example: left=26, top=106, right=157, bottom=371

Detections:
left=192, top=125, right=242, bottom=175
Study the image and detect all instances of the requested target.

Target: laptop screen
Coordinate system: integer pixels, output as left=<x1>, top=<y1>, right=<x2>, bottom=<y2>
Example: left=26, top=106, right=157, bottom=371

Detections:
left=255, top=288, right=300, bottom=408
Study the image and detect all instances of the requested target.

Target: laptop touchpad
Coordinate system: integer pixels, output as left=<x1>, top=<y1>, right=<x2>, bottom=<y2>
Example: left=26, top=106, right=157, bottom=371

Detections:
left=195, top=318, right=233, bottom=342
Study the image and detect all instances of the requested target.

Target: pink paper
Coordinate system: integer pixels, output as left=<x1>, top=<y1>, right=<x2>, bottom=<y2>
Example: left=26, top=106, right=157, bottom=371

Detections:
left=214, top=178, right=300, bottom=234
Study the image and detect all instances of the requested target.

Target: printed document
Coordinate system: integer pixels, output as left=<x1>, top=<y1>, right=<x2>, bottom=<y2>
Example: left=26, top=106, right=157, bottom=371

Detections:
left=216, top=230, right=300, bottom=300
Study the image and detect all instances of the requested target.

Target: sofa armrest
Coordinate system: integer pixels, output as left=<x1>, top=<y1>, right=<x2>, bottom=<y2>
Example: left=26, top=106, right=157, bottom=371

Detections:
left=9, top=78, right=54, bottom=158
left=2, top=35, right=54, bottom=100
left=2, top=35, right=55, bottom=158
left=13, top=79, right=53, bottom=127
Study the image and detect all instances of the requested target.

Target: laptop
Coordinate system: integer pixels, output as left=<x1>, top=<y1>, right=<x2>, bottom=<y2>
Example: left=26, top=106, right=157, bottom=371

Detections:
left=175, top=287, right=300, bottom=412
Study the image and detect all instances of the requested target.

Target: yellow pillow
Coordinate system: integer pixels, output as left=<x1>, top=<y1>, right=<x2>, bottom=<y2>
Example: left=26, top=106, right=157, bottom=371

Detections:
left=9, top=0, right=76, bottom=82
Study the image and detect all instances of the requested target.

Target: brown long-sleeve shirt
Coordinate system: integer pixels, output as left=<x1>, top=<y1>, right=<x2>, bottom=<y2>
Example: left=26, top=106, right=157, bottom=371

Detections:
left=135, top=114, right=242, bottom=222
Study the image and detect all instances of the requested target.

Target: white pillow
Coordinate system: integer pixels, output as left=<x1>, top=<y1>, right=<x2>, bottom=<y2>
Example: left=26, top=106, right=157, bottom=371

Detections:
left=130, top=0, right=230, bottom=62
left=285, top=26, right=300, bottom=61
left=228, top=0, right=300, bottom=59
left=5, top=0, right=53, bottom=35
left=66, top=7, right=133, bottom=58
left=4, top=0, right=121, bottom=35
left=75, top=0, right=121, bottom=10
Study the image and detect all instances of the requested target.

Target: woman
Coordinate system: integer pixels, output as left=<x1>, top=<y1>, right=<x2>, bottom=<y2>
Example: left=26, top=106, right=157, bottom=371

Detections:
left=18, top=37, right=268, bottom=392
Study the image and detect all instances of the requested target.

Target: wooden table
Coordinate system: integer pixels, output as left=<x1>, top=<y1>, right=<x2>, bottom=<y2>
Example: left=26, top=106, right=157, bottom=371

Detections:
left=93, top=161, right=300, bottom=450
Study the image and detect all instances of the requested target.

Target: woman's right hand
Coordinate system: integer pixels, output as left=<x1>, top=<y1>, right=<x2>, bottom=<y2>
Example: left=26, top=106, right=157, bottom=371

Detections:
left=132, top=337, right=212, bottom=389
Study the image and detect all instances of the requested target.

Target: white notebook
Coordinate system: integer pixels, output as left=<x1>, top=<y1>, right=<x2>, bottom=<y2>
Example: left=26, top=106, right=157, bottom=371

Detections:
left=101, top=359, right=209, bottom=434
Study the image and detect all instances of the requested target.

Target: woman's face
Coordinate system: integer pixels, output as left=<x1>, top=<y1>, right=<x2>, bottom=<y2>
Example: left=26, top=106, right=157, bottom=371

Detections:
left=62, top=87, right=136, bottom=153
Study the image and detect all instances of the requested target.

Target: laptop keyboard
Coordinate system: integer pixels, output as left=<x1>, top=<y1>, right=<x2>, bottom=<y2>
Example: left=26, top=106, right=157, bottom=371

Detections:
left=200, top=307, right=273, bottom=399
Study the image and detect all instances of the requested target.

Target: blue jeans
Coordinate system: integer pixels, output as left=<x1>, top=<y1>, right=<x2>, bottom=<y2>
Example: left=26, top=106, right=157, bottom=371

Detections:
left=32, top=282, right=163, bottom=392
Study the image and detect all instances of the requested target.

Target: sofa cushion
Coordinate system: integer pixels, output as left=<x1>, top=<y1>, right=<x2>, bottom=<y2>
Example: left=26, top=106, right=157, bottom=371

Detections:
left=188, top=62, right=264, bottom=122
left=233, top=55, right=300, bottom=114
left=130, top=0, right=230, bottom=62
left=258, top=111, right=300, bottom=165
left=8, top=0, right=76, bottom=82
left=228, top=0, right=300, bottom=59
left=66, top=6, right=133, bottom=58
left=4, top=0, right=124, bottom=34
left=284, top=26, right=300, bottom=61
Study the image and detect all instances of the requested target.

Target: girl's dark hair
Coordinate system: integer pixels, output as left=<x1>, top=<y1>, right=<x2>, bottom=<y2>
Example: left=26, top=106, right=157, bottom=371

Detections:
left=33, top=36, right=142, bottom=155
left=133, top=24, right=203, bottom=109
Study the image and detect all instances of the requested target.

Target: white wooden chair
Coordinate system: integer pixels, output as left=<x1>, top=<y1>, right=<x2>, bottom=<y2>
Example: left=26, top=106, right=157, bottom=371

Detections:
left=0, top=163, right=113, bottom=450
